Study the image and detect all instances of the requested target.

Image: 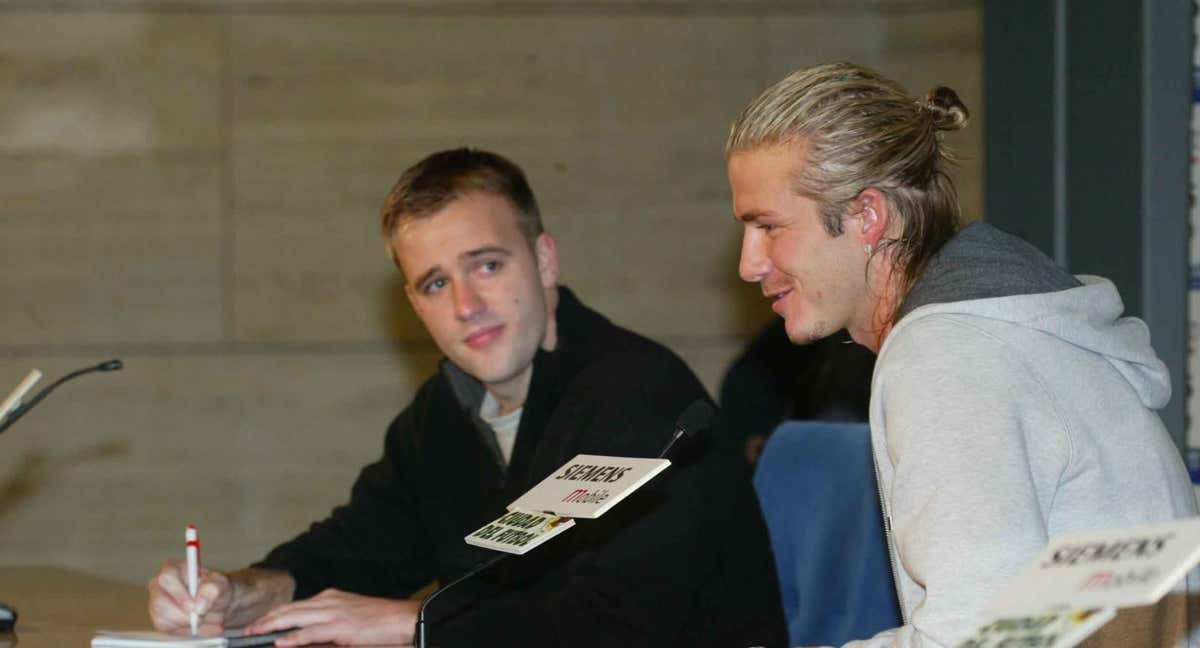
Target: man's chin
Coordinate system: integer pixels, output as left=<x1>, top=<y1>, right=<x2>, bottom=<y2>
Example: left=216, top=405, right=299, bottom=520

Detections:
left=456, top=358, right=520, bottom=386
left=449, top=341, right=537, bottom=389
left=783, top=320, right=830, bottom=346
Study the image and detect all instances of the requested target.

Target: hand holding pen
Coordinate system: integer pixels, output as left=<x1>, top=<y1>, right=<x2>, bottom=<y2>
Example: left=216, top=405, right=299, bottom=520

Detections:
left=147, top=529, right=234, bottom=636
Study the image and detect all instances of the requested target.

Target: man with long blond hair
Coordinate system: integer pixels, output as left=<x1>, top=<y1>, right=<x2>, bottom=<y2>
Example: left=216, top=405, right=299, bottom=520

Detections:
left=726, top=62, right=1196, bottom=646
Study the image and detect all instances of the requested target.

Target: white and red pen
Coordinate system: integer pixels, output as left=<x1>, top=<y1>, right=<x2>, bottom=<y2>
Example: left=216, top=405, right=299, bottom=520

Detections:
left=185, top=524, right=200, bottom=636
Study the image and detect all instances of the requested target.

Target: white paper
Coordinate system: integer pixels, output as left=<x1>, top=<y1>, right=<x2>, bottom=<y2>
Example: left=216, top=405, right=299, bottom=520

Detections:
left=93, top=629, right=288, bottom=648
left=91, top=631, right=226, bottom=648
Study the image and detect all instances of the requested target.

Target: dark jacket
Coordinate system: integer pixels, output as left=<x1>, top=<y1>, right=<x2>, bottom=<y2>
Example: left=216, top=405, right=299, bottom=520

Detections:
left=257, top=287, right=787, bottom=647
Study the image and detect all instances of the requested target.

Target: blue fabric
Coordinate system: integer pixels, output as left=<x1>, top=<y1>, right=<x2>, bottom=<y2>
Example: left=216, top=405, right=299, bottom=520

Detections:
left=753, top=421, right=902, bottom=646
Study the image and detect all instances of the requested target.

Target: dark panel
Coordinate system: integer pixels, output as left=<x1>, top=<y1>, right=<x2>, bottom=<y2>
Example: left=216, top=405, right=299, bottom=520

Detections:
left=983, top=0, right=1055, bottom=253
left=985, top=0, right=1191, bottom=450
left=1064, top=0, right=1143, bottom=316
left=1142, top=0, right=1192, bottom=451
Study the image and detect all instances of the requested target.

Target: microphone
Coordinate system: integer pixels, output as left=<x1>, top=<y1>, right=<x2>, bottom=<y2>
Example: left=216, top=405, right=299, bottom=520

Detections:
left=657, top=399, right=715, bottom=459
left=413, top=400, right=712, bottom=646
left=415, top=552, right=506, bottom=648
left=0, top=359, right=124, bottom=436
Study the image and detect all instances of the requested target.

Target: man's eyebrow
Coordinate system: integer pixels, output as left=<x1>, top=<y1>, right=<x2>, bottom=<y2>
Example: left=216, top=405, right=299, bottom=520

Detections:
left=461, top=246, right=513, bottom=260
left=735, top=210, right=772, bottom=223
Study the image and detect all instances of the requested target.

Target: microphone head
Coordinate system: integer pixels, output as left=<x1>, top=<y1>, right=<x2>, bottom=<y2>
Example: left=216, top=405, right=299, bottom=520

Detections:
left=97, top=359, right=123, bottom=372
left=674, top=400, right=715, bottom=440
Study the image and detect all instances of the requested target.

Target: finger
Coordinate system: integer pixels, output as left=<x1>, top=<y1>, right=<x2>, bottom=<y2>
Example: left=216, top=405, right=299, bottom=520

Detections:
left=199, top=608, right=226, bottom=629
left=273, top=624, right=338, bottom=648
left=309, top=588, right=347, bottom=601
left=252, top=594, right=341, bottom=621
left=245, top=611, right=315, bottom=636
left=243, top=588, right=354, bottom=632
left=196, top=620, right=226, bottom=637
left=193, top=579, right=227, bottom=616
left=246, top=606, right=335, bottom=636
left=248, top=600, right=309, bottom=628
left=148, top=611, right=182, bottom=633
left=149, top=593, right=192, bottom=631
left=150, top=564, right=193, bottom=609
left=159, top=559, right=189, bottom=587
left=199, top=568, right=231, bottom=591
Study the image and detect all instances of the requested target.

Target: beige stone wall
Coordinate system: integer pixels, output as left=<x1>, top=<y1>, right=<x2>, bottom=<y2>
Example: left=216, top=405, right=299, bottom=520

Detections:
left=0, top=1, right=982, bottom=584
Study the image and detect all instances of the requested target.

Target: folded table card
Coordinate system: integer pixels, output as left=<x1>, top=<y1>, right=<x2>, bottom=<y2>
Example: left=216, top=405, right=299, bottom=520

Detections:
left=465, top=510, right=576, bottom=555
left=507, top=454, right=671, bottom=519
left=986, top=517, right=1200, bottom=617
left=957, top=517, right=1200, bottom=648
left=464, top=454, right=671, bottom=555
left=956, top=607, right=1116, bottom=648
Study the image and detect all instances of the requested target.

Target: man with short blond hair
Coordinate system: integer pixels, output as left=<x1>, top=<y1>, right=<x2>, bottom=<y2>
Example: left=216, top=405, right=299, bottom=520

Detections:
left=149, top=148, right=787, bottom=647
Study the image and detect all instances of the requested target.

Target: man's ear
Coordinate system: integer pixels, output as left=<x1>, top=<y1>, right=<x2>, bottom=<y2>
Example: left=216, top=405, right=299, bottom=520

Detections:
left=535, top=232, right=559, bottom=288
left=849, top=187, right=891, bottom=248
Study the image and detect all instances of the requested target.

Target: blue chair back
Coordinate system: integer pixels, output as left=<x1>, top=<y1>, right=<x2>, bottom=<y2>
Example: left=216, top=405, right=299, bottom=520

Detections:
left=753, top=421, right=902, bottom=646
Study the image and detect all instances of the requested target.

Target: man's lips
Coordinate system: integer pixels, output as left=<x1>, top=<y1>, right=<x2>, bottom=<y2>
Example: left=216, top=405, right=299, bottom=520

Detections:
left=464, top=324, right=504, bottom=349
left=765, top=288, right=792, bottom=314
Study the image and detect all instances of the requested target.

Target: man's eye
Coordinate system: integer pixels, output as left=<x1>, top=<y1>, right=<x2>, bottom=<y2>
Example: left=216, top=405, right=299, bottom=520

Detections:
left=423, top=278, right=447, bottom=294
left=480, top=260, right=502, bottom=274
left=757, top=223, right=776, bottom=232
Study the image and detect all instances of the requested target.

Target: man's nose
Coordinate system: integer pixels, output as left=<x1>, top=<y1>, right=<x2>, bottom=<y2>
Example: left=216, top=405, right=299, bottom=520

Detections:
left=738, top=229, right=770, bottom=283
left=453, top=281, right=485, bottom=321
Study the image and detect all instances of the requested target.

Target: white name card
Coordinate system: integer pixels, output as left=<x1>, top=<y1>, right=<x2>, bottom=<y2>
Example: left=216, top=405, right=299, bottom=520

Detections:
left=956, top=608, right=1116, bottom=648
left=957, top=517, right=1200, bottom=648
left=462, top=454, right=672, bottom=556
left=986, top=518, right=1200, bottom=617
left=464, top=510, right=575, bottom=555
left=508, top=454, right=671, bottom=519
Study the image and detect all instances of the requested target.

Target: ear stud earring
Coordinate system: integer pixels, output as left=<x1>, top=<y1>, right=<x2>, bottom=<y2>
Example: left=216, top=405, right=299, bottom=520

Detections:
left=864, top=243, right=873, bottom=254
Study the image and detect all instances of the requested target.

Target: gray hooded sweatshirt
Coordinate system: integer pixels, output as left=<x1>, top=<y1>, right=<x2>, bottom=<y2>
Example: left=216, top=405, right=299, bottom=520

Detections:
left=847, top=223, right=1197, bottom=647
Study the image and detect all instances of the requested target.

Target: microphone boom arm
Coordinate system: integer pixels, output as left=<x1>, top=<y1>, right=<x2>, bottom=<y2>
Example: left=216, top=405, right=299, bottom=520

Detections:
left=0, top=359, right=123, bottom=435
left=415, top=552, right=506, bottom=648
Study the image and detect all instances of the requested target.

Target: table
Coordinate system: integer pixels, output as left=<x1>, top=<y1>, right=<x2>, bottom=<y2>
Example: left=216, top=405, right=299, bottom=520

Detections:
left=0, top=566, right=410, bottom=647
left=0, top=565, right=148, bottom=647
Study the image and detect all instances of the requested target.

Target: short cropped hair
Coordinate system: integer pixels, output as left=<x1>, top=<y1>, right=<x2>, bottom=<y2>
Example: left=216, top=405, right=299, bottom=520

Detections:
left=726, top=62, right=969, bottom=321
left=380, top=148, right=543, bottom=256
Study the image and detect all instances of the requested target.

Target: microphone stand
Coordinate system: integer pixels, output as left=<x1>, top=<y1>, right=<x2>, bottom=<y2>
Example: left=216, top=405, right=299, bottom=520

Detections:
left=0, top=359, right=122, bottom=629
left=415, top=552, right=506, bottom=648
left=0, top=359, right=123, bottom=436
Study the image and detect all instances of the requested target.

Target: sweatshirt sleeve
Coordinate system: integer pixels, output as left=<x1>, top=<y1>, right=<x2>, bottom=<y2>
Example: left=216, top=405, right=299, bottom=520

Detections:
left=848, top=317, right=1069, bottom=647
left=253, top=405, right=437, bottom=600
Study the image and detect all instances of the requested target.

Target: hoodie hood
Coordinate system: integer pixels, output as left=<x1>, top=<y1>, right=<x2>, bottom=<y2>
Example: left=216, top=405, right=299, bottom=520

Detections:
left=891, top=224, right=1170, bottom=409
left=897, top=222, right=1082, bottom=319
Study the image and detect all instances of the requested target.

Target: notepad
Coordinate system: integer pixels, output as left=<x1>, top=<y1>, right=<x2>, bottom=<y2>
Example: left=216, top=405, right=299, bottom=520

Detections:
left=92, top=628, right=290, bottom=648
left=91, top=631, right=227, bottom=648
